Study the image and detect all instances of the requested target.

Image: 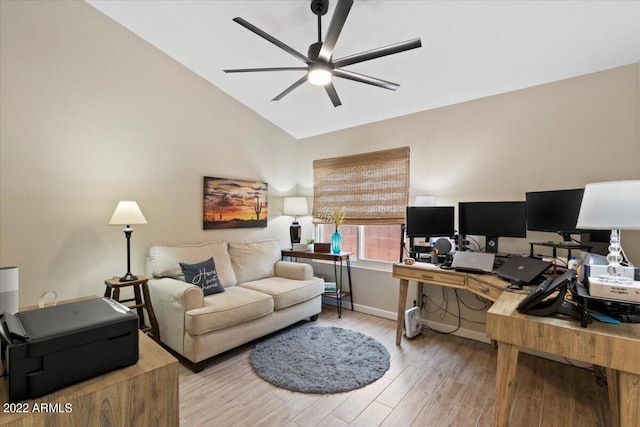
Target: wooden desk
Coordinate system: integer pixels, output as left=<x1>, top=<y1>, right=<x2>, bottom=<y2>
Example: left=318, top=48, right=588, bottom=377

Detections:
left=392, top=262, right=509, bottom=345
left=1, top=332, right=178, bottom=426
left=282, top=250, right=353, bottom=318
left=487, top=292, right=640, bottom=427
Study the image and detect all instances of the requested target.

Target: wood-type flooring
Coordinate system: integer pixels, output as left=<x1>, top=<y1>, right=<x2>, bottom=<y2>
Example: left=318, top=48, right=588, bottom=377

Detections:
left=179, top=305, right=610, bottom=426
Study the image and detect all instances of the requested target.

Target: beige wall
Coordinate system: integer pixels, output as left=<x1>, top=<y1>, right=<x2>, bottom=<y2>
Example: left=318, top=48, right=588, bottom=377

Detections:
left=0, top=1, right=299, bottom=305
left=2, top=1, right=639, bottom=330
left=298, top=63, right=640, bottom=330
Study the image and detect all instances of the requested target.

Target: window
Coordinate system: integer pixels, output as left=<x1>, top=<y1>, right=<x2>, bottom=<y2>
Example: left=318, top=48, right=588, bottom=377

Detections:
left=317, top=224, right=403, bottom=263
left=312, top=147, right=409, bottom=264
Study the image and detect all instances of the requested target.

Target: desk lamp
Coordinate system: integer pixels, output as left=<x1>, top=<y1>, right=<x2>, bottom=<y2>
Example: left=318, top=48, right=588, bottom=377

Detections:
left=109, top=201, right=148, bottom=282
left=576, top=180, right=640, bottom=282
left=283, top=197, right=309, bottom=248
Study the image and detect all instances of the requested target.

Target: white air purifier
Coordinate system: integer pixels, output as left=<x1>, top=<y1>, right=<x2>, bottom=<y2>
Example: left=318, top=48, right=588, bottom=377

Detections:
left=0, top=266, right=19, bottom=314
left=404, top=306, right=421, bottom=339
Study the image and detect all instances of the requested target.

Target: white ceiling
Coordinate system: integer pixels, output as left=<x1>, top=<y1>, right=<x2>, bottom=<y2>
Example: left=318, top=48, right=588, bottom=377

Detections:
left=86, top=1, right=640, bottom=139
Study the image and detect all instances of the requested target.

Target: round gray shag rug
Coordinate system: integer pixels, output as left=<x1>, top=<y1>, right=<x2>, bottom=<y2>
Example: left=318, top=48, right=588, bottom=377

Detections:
left=250, top=326, right=390, bottom=394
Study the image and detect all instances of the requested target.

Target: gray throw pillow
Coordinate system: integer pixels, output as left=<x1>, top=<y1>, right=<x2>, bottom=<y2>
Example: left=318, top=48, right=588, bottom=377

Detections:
left=179, top=257, right=224, bottom=296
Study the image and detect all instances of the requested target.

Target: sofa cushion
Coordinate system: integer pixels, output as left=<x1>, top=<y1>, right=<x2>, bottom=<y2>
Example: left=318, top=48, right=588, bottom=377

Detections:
left=184, top=287, right=274, bottom=335
left=238, top=277, right=324, bottom=310
left=228, top=240, right=281, bottom=284
left=180, top=258, right=225, bottom=296
left=149, top=241, right=237, bottom=287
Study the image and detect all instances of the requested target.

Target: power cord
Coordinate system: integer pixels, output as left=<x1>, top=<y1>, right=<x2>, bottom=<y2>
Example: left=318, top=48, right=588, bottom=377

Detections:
left=421, top=288, right=488, bottom=336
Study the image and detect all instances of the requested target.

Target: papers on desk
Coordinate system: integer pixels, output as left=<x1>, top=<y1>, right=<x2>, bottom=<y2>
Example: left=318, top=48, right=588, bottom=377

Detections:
left=409, top=261, right=439, bottom=269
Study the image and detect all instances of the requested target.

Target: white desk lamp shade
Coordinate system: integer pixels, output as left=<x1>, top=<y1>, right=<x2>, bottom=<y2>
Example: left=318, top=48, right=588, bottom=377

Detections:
left=108, top=201, right=148, bottom=226
left=0, top=266, right=19, bottom=314
left=576, top=181, right=640, bottom=230
left=576, top=180, right=640, bottom=281
left=283, top=197, right=309, bottom=218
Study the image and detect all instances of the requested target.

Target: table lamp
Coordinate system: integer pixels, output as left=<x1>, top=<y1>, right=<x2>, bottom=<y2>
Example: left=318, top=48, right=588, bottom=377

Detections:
left=283, top=197, right=309, bottom=248
left=109, top=201, right=148, bottom=282
left=576, top=180, right=640, bottom=282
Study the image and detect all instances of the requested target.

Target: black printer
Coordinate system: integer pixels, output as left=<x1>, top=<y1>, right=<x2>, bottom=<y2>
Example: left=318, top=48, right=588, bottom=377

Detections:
left=1, top=297, right=139, bottom=402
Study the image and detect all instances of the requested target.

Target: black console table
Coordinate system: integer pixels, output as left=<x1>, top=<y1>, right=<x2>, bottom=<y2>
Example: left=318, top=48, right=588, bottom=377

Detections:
left=529, top=242, right=591, bottom=264
left=281, top=250, right=353, bottom=318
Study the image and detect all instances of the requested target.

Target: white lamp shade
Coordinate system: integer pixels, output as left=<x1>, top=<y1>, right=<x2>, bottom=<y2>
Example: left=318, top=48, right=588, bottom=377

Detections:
left=283, top=197, right=309, bottom=217
left=414, top=195, right=436, bottom=207
left=108, top=201, right=148, bottom=226
left=576, top=180, right=640, bottom=230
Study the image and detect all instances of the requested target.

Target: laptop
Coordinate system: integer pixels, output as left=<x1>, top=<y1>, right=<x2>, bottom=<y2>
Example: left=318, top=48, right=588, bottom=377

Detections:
left=494, top=256, right=552, bottom=284
left=451, top=251, right=495, bottom=273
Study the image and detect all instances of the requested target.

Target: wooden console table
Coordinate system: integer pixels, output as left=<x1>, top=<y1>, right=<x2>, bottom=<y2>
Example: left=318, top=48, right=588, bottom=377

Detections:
left=1, top=331, right=178, bottom=426
left=282, top=250, right=353, bottom=318
left=487, top=292, right=640, bottom=427
left=392, top=262, right=510, bottom=345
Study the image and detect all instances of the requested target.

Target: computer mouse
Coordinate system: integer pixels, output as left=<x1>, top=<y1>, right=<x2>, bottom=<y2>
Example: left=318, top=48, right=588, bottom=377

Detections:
left=507, top=282, right=523, bottom=291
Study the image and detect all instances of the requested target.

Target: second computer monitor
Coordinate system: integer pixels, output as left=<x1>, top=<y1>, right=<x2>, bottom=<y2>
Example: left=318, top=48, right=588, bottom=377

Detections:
left=526, top=188, right=584, bottom=241
left=458, top=201, right=527, bottom=253
left=406, top=206, right=455, bottom=238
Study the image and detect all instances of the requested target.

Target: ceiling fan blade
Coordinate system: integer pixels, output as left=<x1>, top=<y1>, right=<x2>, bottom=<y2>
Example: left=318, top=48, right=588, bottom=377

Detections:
left=317, top=0, right=354, bottom=63
left=233, top=17, right=311, bottom=64
left=223, top=67, right=307, bottom=73
left=272, top=75, right=308, bottom=101
left=333, top=38, right=422, bottom=69
left=324, top=83, right=342, bottom=107
left=333, top=69, right=400, bottom=91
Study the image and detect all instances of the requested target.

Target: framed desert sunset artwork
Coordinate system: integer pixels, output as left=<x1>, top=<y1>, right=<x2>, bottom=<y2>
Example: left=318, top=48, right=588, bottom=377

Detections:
left=203, top=177, right=268, bottom=229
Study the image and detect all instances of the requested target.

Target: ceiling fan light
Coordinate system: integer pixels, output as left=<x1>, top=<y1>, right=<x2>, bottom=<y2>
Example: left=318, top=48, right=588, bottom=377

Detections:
left=308, top=68, right=332, bottom=86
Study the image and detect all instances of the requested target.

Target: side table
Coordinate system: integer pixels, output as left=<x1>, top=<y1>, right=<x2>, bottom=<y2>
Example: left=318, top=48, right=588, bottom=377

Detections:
left=281, top=250, right=353, bottom=318
left=104, top=275, right=160, bottom=343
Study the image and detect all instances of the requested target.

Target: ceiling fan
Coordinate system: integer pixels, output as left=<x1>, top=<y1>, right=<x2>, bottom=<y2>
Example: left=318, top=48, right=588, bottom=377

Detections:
left=223, top=0, right=422, bottom=107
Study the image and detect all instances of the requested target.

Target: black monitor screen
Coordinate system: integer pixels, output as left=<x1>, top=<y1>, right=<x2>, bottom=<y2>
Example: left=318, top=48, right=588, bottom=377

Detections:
left=526, top=189, right=584, bottom=236
left=406, top=207, right=455, bottom=238
left=580, top=230, right=610, bottom=256
left=458, top=201, right=527, bottom=238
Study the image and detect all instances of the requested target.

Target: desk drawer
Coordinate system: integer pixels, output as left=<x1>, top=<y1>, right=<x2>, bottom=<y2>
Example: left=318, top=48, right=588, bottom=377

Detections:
left=467, top=276, right=506, bottom=301
left=394, top=265, right=466, bottom=288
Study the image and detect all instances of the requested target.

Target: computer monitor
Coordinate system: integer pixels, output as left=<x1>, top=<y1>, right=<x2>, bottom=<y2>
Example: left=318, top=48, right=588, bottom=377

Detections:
left=458, top=201, right=527, bottom=253
left=405, top=206, right=455, bottom=238
left=580, top=230, right=610, bottom=256
left=526, top=188, right=584, bottom=241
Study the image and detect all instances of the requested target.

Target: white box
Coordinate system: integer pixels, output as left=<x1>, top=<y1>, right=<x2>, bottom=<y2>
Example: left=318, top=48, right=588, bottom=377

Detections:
left=588, top=277, right=640, bottom=303
left=292, top=243, right=309, bottom=251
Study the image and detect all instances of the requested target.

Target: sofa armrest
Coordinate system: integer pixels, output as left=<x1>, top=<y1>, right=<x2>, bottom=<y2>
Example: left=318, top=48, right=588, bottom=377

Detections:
left=149, top=277, right=204, bottom=311
left=274, top=260, right=314, bottom=281
left=148, top=277, right=204, bottom=355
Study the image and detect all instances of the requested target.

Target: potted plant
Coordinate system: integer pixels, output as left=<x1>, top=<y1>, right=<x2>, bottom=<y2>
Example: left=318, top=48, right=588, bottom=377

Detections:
left=306, top=239, right=315, bottom=252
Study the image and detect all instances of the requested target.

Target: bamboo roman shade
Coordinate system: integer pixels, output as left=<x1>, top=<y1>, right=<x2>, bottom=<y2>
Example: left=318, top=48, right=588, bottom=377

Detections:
left=312, top=147, right=410, bottom=224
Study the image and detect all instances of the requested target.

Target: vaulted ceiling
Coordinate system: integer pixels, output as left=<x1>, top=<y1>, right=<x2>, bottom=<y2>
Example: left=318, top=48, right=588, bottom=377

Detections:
left=86, top=1, right=640, bottom=139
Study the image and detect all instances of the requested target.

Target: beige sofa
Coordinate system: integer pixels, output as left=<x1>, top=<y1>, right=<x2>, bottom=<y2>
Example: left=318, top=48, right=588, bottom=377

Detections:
left=146, top=239, right=324, bottom=371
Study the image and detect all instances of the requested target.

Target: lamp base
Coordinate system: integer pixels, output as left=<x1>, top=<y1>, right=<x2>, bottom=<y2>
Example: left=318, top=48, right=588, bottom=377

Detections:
left=119, top=272, right=139, bottom=283
left=290, top=221, right=302, bottom=247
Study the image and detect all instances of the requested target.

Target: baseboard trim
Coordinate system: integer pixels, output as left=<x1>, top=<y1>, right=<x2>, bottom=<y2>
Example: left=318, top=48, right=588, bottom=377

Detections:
left=321, top=296, right=353, bottom=311
left=420, top=319, right=492, bottom=344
